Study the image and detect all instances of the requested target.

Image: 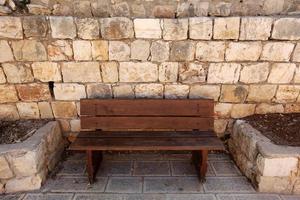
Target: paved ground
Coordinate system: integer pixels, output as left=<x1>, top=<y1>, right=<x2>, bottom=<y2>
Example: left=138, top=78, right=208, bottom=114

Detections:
left=1, top=152, right=299, bottom=200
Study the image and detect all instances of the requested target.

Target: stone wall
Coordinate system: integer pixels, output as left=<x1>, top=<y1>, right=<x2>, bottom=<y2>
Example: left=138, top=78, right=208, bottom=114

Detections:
left=0, top=15, right=300, bottom=138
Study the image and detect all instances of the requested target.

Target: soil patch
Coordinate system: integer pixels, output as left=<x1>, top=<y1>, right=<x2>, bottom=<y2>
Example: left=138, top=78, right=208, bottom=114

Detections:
left=244, top=113, right=300, bottom=147
left=0, top=119, right=51, bottom=144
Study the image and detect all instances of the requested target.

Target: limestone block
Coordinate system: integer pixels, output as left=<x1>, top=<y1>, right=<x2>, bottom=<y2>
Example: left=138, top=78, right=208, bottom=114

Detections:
left=0, top=85, right=18, bottom=103
left=73, top=40, right=92, bottom=61
left=47, top=40, right=73, bottom=61
left=101, top=62, right=118, bottom=83
left=0, top=104, right=19, bottom=120
left=75, top=18, right=100, bottom=39
left=73, top=0, right=92, bottom=17
left=189, top=85, right=220, bottom=101
left=119, top=62, right=158, bottom=82
left=272, top=18, right=300, bottom=40
left=159, top=62, right=178, bottom=83
left=0, top=182, right=3, bottom=194
left=189, top=17, right=213, bottom=40
left=134, top=19, right=161, bottom=39
left=153, top=5, right=175, bottom=18
left=179, top=62, right=206, bottom=84
left=170, top=41, right=195, bottom=61
left=207, top=63, right=241, bottom=84
left=262, top=0, right=284, bottom=15
left=5, top=173, right=43, bottom=193
left=261, top=42, right=295, bottom=61
left=150, top=40, right=169, bottom=62
left=56, top=119, right=71, bottom=132
left=54, top=83, right=86, bottom=100
left=86, top=83, right=112, bottom=98
left=240, top=63, right=269, bottom=83
left=0, top=67, right=5, bottom=83
left=220, top=85, right=248, bottom=103
left=162, top=19, right=188, bottom=40
left=32, top=62, right=61, bottom=82
left=113, top=84, right=134, bottom=99
left=131, top=40, right=150, bottom=61
left=214, top=103, right=232, bottom=118
left=275, top=85, right=300, bottom=103
left=0, top=40, right=14, bottom=62
left=214, top=119, right=229, bottom=137
left=51, top=101, right=77, bottom=118
left=50, top=16, right=76, bottom=39
left=268, top=63, right=296, bottom=84
left=70, top=119, right=80, bottom=132
left=294, top=66, right=300, bottom=83
left=61, top=62, right=101, bottom=82
left=16, top=83, right=51, bottom=101
left=38, top=102, right=54, bottom=119
left=292, top=43, right=300, bottom=62
left=12, top=40, right=47, bottom=61
left=91, top=40, right=108, bottom=61
left=27, top=4, right=51, bottom=15
left=109, top=41, right=130, bottom=61
left=225, top=42, right=262, bottom=61
left=285, top=104, right=300, bottom=113
left=196, top=41, right=225, bottom=62
left=255, top=103, right=284, bottom=114
left=23, top=16, right=48, bottom=38
left=164, top=84, right=189, bottom=99
left=213, top=17, right=240, bottom=39
left=240, top=17, right=273, bottom=40
left=0, top=16, right=22, bottom=39
left=135, top=84, right=163, bottom=99
left=100, top=17, right=134, bottom=39
left=2, top=63, right=33, bottom=83
left=0, top=156, right=13, bottom=179
left=247, top=85, right=277, bottom=102
left=231, top=104, right=256, bottom=118
left=16, top=102, right=40, bottom=119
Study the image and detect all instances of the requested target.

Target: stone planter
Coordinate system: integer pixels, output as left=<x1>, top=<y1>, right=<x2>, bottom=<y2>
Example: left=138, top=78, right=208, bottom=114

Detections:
left=229, top=120, right=300, bottom=194
left=0, top=121, right=64, bottom=194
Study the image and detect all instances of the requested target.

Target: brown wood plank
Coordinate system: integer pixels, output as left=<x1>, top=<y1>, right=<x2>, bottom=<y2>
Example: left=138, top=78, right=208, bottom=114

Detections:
left=80, top=99, right=214, bottom=117
left=81, top=116, right=214, bottom=130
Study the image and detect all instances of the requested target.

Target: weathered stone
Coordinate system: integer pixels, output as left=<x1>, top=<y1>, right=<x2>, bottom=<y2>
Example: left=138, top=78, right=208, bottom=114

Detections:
left=0, top=67, right=5, bottom=83
left=38, top=102, right=54, bottom=119
left=131, top=40, right=150, bottom=61
left=12, top=40, right=47, bottom=61
left=272, top=18, right=300, bottom=40
left=16, top=102, right=40, bottom=119
left=164, top=84, right=189, bottom=99
left=50, top=16, right=76, bottom=39
left=27, top=4, right=51, bottom=15
left=150, top=40, right=169, bottom=62
left=113, top=84, right=134, bottom=99
left=214, top=119, right=229, bottom=137
left=86, top=83, right=112, bottom=98
left=91, top=40, right=108, bottom=61
left=268, top=63, right=296, bottom=83
left=257, top=176, right=292, bottom=194
left=209, top=2, right=231, bottom=16
left=285, top=104, right=300, bottom=113
left=54, top=83, right=86, bottom=100
left=231, top=104, right=256, bottom=118
left=153, top=5, right=175, bottom=18
left=119, top=62, right=158, bottom=82
left=101, top=62, right=118, bottom=83
left=75, top=18, right=99, bottom=39
left=23, top=16, right=48, bottom=38
left=131, top=3, right=145, bottom=17
left=0, top=40, right=13, bottom=62
left=225, top=42, right=262, bottom=61
left=0, top=85, right=18, bottom=103
left=0, top=156, right=13, bottom=179
left=134, top=19, right=161, bottom=39
left=135, top=84, right=163, bottom=99
left=32, top=62, right=61, bottom=82
left=111, top=2, right=130, bottom=17
left=170, top=41, right=195, bottom=61
left=0, top=104, right=19, bottom=120
left=51, top=101, right=77, bottom=118
left=240, top=63, right=269, bottom=83
left=0, top=16, right=22, bottom=39
left=214, top=103, right=232, bottom=118
left=189, top=85, right=220, bottom=101
left=196, top=41, right=225, bottom=62
left=0, top=5, right=12, bottom=15
left=91, top=0, right=110, bottom=17
left=179, top=62, right=206, bottom=84
left=220, top=85, right=249, bottom=103
left=255, top=103, right=284, bottom=114
left=162, top=19, right=188, bottom=40
left=207, top=63, right=241, bottom=83
left=189, top=17, right=213, bottom=40
left=62, top=62, right=101, bottom=82
left=16, top=84, right=51, bottom=101
left=275, top=85, right=300, bottom=103
left=247, top=85, right=277, bottom=102
left=262, top=0, right=285, bottom=15
left=2, top=63, right=33, bottom=83
left=57, top=119, right=71, bottom=132
left=74, top=0, right=92, bottom=17
left=292, top=43, right=300, bottom=62
left=159, top=62, right=178, bottom=83
left=100, top=17, right=133, bottom=39
left=240, top=17, right=273, bottom=40
left=261, top=42, right=295, bottom=61
left=5, top=174, right=43, bottom=193
left=47, top=40, right=73, bottom=61
left=213, top=17, right=240, bottom=39
left=70, top=119, right=80, bottom=132
left=73, top=40, right=92, bottom=61
left=109, top=41, right=130, bottom=61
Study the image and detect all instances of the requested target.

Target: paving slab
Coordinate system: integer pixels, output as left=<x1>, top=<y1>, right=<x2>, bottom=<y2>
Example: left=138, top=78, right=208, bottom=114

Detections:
left=74, top=193, right=166, bottom=200
left=171, top=161, right=215, bottom=176
left=280, top=195, right=300, bottom=200
left=210, top=161, right=241, bottom=176
left=216, top=194, right=281, bottom=200
left=208, top=153, right=231, bottom=161
left=105, top=177, right=143, bottom=193
left=57, top=160, right=86, bottom=175
left=166, top=194, right=217, bottom=200
left=133, top=161, right=170, bottom=176
left=97, top=161, right=133, bottom=176
left=0, top=194, right=24, bottom=200
left=22, top=193, right=74, bottom=200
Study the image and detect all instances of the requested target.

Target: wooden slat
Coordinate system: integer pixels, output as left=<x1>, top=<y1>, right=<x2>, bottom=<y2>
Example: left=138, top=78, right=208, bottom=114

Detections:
left=80, top=99, right=214, bottom=117
left=81, top=116, right=214, bottom=130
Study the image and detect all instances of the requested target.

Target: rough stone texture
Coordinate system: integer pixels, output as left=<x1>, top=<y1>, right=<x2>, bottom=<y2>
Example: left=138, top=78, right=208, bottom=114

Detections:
left=51, top=101, right=77, bottom=118
left=231, top=104, right=255, bottom=118
left=170, top=41, right=195, bottom=61
left=0, top=67, right=5, bottom=83
left=131, top=40, right=150, bottom=61
left=150, top=40, right=169, bottom=62
left=275, top=85, right=300, bottom=103
left=196, top=41, right=225, bottom=62
left=73, top=40, right=92, bottom=61
left=135, top=84, right=163, bottom=99
left=0, top=85, right=18, bottom=103
left=86, top=84, right=112, bottom=98
left=16, top=84, right=51, bottom=101
left=5, top=174, right=43, bottom=193
left=0, top=16, right=22, bottom=39
left=47, top=40, right=73, bottom=61
left=240, top=17, right=273, bottom=40
left=75, top=18, right=99, bottom=39
left=247, top=85, right=277, bottom=102
left=91, top=40, right=109, bottom=61
left=220, top=85, right=248, bottom=103
left=2, top=63, right=33, bottom=83
left=32, top=62, right=61, bottom=82
left=50, top=16, right=76, bottom=39
left=109, top=41, right=130, bottom=61
left=16, top=102, right=40, bottom=119
left=159, top=62, right=178, bottom=83
left=54, top=83, right=86, bottom=100
left=101, top=62, right=118, bottom=83
left=62, top=62, right=101, bottom=83
left=164, top=84, right=189, bottom=99
left=225, top=42, right=262, bottom=61
left=189, top=85, right=220, bottom=101
left=272, top=18, right=300, bottom=40
left=134, top=19, right=161, bottom=39
left=113, top=84, right=134, bottom=98
left=240, top=63, right=269, bottom=83
left=38, top=102, right=54, bottom=119
left=100, top=17, right=133, bottom=39
left=268, top=63, right=296, bottom=84
left=207, top=63, right=241, bottom=84
left=261, top=42, right=295, bottom=61
left=214, top=119, right=228, bottom=137
left=0, top=104, right=19, bottom=120
left=189, top=17, right=212, bottom=40
left=119, top=62, right=158, bottom=82
left=255, top=103, right=284, bottom=114
left=0, top=40, right=13, bottom=62
left=0, top=156, right=13, bottom=179
left=12, top=40, right=47, bottom=61
left=162, top=19, right=188, bottom=40
left=292, top=43, right=300, bottom=62
left=213, top=17, right=240, bottom=39
left=23, top=16, right=48, bottom=38
left=179, top=62, right=206, bottom=84
left=214, top=103, right=232, bottom=118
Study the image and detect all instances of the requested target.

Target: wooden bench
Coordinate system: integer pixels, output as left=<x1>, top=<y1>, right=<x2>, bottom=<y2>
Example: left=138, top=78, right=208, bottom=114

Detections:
left=69, top=99, right=225, bottom=183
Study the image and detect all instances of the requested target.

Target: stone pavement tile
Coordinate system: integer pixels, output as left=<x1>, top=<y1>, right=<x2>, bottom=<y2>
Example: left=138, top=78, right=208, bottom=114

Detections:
left=97, top=161, right=133, bottom=176
left=0, top=194, right=24, bottom=200
left=171, top=161, right=215, bottom=176
left=144, top=177, right=204, bottom=193
left=163, top=153, right=191, bottom=160
left=22, top=193, right=74, bottom=200
left=166, top=194, right=217, bottom=200
left=66, top=153, right=85, bottom=161
left=133, top=161, right=170, bottom=176
left=74, top=193, right=166, bottom=200
left=57, top=160, right=86, bottom=175
left=217, top=194, right=281, bottom=200
left=42, top=177, right=107, bottom=192
left=105, top=153, right=165, bottom=161
left=105, top=177, right=143, bottom=193
left=203, top=177, right=255, bottom=193
left=210, top=161, right=241, bottom=176
left=208, top=153, right=231, bottom=161
left=280, top=195, right=300, bottom=200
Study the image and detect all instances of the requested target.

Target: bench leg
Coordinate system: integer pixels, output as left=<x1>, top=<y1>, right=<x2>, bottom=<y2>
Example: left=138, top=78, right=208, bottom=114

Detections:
left=86, top=150, right=103, bottom=184
left=192, top=150, right=208, bottom=182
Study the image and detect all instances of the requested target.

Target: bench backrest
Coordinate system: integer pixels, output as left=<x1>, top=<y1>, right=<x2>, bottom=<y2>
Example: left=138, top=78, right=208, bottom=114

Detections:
left=80, top=99, right=214, bottom=131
